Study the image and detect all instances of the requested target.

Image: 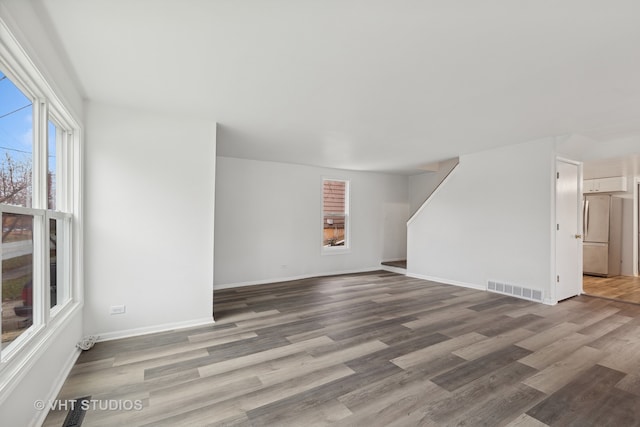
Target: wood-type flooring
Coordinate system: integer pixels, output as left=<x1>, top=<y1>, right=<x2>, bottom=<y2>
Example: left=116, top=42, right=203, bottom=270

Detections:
left=43, top=271, right=640, bottom=426
left=583, top=274, right=640, bottom=304
left=380, top=260, right=407, bottom=269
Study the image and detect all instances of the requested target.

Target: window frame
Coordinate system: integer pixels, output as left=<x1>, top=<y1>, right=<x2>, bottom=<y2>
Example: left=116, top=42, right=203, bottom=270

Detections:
left=0, top=17, right=82, bottom=384
left=321, top=177, right=351, bottom=255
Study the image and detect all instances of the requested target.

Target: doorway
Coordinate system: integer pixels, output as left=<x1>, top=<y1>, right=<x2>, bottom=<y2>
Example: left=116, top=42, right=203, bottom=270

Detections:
left=580, top=171, right=639, bottom=304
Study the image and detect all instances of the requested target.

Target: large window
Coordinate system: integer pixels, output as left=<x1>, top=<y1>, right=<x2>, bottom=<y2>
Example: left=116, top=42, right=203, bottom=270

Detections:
left=0, top=68, right=75, bottom=359
left=322, top=178, right=349, bottom=251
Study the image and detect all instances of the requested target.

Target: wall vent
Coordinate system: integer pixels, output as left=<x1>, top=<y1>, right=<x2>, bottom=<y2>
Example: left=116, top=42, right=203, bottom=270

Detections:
left=487, top=280, right=543, bottom=303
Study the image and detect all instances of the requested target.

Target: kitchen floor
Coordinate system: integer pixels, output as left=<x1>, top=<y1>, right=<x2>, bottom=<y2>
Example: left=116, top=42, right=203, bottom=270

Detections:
left=583, top=275, right=640, bottom=304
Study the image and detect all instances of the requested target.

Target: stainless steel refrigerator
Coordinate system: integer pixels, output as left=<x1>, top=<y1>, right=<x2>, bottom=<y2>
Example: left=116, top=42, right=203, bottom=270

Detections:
left=583, top=194, right=622, bottom=277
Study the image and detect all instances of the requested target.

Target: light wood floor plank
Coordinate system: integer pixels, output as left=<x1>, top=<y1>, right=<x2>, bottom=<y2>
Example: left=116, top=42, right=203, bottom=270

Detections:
left=522, top=345, right=605, bottom=394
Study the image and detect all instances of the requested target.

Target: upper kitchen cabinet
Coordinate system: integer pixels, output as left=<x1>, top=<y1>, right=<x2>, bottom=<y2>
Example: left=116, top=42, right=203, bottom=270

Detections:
left=583, top=176, right=627, bottom=194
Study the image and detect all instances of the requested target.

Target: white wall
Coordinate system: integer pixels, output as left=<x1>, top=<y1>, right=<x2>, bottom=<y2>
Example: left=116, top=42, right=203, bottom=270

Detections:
left=84, top=102, right=216, bottom=339
left=407, top=138, right=555, bottom=300
left=408, top=157, right=459, bottom=217
left=214, top=157, right=408, bottom=288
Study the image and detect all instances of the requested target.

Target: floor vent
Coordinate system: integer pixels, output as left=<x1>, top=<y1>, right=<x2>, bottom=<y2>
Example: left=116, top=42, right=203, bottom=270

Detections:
left=487, top=280, right=543, bottom=303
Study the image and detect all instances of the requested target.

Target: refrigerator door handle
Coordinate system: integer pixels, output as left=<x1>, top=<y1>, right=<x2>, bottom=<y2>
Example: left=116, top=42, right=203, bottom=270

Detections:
left=585, top=199, right=590, bottom=238
left=582, top=199, right=586, bottom=236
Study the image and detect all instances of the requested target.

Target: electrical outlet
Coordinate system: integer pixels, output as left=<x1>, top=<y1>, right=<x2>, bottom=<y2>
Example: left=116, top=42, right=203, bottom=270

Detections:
left=110, top=305, right=126, bottom=315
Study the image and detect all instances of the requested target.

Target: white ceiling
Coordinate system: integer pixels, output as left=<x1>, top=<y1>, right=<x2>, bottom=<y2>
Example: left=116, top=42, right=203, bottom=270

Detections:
left=28, top=0, right=640, bottom=173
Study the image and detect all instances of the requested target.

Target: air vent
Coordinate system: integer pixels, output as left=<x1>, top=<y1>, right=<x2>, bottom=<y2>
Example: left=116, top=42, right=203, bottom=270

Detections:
left=488, top=280, right=543, bottom=303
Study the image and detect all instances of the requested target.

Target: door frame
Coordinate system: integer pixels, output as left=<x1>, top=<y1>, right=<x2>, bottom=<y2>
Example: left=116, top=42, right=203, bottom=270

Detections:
left=552, top=157, right=583, bottom=304
left=634, top=177, right=640, bottom=276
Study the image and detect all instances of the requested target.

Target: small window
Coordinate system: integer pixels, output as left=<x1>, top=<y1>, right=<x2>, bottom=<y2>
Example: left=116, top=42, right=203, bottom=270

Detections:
left=322, top=179, right=349, bottom=250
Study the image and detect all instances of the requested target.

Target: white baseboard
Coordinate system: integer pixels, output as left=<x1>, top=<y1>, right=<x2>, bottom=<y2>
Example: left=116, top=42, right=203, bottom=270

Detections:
left=214, top=267, right=382, bottom=290
left=95, top=317, right=215, bottom=342
left=406, top=272, right=486, bottom=291
left=31, top=348, right=81, bottom=427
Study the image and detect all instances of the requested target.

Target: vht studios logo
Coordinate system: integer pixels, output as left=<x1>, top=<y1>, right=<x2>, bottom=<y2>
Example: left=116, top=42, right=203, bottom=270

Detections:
left=34, top=399, right=143, bottom=411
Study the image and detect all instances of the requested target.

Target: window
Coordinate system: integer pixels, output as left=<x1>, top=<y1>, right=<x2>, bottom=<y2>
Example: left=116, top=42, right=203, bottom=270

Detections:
left=0, top=67, right=76, bottom=358
left=322, top=179, right=349, bottom=251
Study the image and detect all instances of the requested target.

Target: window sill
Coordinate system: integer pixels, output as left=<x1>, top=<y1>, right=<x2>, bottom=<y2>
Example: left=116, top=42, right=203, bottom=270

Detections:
left=322, top=247, right=351, bottom=256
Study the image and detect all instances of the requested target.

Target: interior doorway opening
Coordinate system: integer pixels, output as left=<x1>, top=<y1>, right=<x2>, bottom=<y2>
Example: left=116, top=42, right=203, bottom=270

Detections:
left=579, top=159, right=640, bottom=305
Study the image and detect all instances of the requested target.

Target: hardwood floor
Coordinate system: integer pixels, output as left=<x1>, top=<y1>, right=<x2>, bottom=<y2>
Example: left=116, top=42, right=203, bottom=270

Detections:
left=380, top=260, right=407, bottom=269
left=43, top=271, right=640, bottom=426
left=583, top=275, right=640, bottom=304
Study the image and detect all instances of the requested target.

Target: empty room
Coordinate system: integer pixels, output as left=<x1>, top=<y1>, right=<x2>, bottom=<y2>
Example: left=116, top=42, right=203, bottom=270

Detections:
left=1, top=1, right=640, bottom=426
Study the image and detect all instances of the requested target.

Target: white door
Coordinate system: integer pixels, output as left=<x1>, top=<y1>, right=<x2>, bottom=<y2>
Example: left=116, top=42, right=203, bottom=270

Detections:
left=556, top=160, right=582, bottom=301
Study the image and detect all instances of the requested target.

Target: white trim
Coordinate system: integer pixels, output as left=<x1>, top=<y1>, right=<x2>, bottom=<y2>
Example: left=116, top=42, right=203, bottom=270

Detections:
left=95, top=317, right=215, bottom=343
left=0, top=302, right=81, bottom=405
left=407, top=161, right=460, bottom=226
left=215, top=267, right=382, bottom=290
left=0, top=204, right=46, bottom=216
left=406, top=272, right=486, bottom=291
left=321, top=247, right=351, bottom=256
left=30, top=347, right=81, bottom=427
left=634, top=177, right=639, bottom=277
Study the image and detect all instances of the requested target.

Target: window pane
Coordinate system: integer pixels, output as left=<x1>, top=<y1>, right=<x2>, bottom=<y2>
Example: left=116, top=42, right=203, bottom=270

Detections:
left=323, top=214, right=346, bottom=246
left=49, top=218, right=57, bottom=309
left=323, top=180, right=346, bottom=214
left=47, top=120, right=58, bottom=210
left=322, top=180, right=348, bottom=248
left=0, top=71, right=33, bottom=208
left=1, top=213, right=33, bottom=346
left=49, top=217, right=68, bottom=311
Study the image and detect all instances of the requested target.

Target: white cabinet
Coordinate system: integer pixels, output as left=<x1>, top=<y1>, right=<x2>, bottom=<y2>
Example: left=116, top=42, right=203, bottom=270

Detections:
left=584, top=176, right=627, bottom=194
